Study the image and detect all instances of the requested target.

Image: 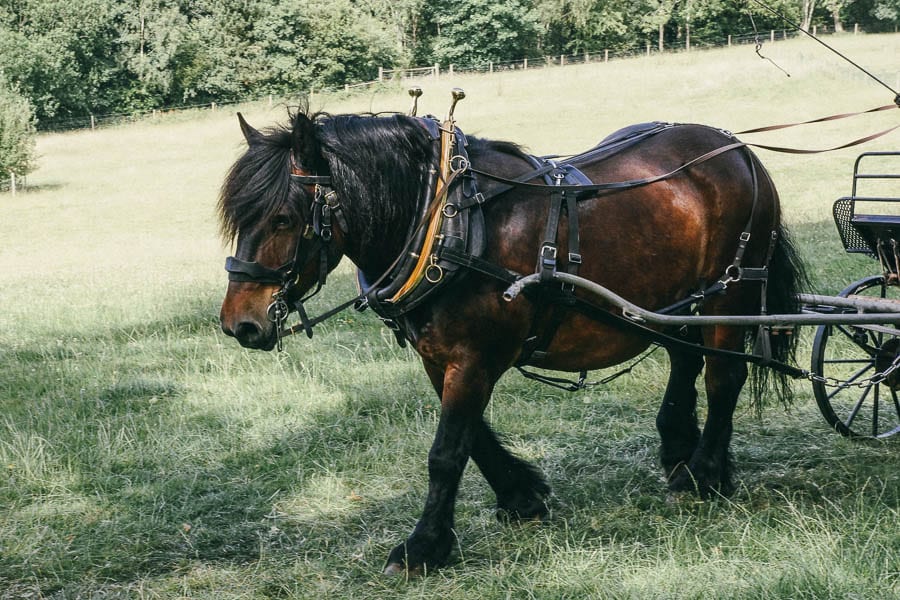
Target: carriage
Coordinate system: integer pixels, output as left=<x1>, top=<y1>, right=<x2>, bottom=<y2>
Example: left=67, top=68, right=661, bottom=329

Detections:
left=810, top=151, right=900, bottom=439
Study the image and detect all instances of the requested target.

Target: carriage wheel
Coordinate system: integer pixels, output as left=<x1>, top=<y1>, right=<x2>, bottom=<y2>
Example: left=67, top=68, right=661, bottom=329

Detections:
left=811, top=275, right=900, bottom=439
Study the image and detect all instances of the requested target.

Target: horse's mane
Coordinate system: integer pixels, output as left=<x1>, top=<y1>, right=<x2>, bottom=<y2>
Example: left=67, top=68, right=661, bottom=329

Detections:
left=467, top=137, right=531, bottom=163
left=217, top=111, right=437, bottom=250
left=316, top=113, right=435, bottom=250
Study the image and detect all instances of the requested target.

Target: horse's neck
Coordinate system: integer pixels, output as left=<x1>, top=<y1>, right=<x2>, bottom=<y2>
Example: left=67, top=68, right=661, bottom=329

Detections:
left=340, top=180, right=420, bottom=280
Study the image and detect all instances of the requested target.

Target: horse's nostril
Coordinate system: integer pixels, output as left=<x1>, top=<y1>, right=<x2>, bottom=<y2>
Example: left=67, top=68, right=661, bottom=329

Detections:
left=233, top=321, right=262, bottom=342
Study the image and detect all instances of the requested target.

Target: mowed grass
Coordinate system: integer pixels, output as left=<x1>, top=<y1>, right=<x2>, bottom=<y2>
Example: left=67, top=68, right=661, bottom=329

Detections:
left=2, top=35, right=899, bottom=598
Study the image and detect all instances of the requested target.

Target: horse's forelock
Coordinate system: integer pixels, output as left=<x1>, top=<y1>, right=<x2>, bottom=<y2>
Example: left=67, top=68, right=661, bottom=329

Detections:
left=217, top=124, right=295, bottom=242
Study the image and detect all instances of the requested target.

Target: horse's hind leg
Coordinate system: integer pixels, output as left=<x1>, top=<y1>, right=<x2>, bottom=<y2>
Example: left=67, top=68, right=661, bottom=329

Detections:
left=668, top=326, right=747, bottom=497
left=656, top=339, right=704, bottom=479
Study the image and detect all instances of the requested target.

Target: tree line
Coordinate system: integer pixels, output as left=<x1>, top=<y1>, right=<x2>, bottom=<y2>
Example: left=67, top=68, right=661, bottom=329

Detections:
left=0, top=0, right=898, bottom=131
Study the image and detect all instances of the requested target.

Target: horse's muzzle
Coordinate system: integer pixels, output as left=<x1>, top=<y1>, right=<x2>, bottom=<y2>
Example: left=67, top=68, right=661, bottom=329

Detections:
left=220, top=314, right=278, bottom=351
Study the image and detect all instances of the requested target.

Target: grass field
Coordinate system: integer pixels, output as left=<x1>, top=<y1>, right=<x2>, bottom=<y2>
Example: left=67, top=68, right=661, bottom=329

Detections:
left=2, top=34, right=899, bottom=598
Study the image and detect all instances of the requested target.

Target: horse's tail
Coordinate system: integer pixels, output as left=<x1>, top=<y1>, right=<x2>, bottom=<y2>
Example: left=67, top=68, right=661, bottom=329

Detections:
left=748, top=221, right=810, bottom=409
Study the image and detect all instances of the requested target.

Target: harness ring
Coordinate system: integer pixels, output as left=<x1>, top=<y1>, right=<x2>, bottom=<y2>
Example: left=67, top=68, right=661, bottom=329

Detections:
left=425, top=255, right=444, bottom=284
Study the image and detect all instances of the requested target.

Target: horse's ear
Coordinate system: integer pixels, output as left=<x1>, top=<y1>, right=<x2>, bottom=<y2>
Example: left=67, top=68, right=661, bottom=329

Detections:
left=237, top=112, right=264, bottom=146
left=291, top=113, right=321, bottom=165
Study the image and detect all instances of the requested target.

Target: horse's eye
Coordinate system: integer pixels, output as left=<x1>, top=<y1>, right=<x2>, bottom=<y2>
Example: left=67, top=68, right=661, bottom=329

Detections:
left=273, top=215, right=293, bottom=230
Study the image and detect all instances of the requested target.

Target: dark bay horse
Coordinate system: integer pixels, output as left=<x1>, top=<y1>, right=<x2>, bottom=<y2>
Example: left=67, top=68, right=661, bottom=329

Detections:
left=218, top=109, right=805, bottom=574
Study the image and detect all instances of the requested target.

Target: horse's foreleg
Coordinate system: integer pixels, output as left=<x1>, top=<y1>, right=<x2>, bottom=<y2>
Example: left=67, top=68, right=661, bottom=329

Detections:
left=384, top=363, right=490, bottom=576
left=471, top=420, right=550, bottom=521
left=421, top=361, right=549, bottom=522
left=657, top=340, right=704, bottom=478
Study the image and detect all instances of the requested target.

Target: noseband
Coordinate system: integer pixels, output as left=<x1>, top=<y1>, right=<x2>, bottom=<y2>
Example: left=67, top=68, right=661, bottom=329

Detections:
left=224, top=157, right=346, bottom=348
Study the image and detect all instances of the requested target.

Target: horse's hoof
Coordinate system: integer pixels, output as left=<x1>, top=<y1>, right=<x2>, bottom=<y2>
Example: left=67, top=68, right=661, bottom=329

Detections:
left=383, top=562, right=423, bottom=578
left=496, top=505, right=548, bottom=524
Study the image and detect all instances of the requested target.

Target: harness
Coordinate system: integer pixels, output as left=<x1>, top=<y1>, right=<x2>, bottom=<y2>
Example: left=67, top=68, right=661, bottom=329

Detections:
left=224, top=118, right=785, bottom=379
left=358, top=118, right=486, bottom=320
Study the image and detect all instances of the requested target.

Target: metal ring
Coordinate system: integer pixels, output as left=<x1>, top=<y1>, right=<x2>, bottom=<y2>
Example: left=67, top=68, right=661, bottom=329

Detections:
left=442, top=204, right=459, bottom=218
left=267, top=298, right=289, bottom=324
left=724, top=264, right=742, bottom=282
left=425, top=263, right=444, bottom=284
left=450, top=155, right=469, bottom=172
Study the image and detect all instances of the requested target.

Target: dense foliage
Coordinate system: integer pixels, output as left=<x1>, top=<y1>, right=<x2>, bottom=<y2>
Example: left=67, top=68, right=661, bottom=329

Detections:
left=0, top=0, right=897, bottom=127
left=0, top=75, right=36, bottom=182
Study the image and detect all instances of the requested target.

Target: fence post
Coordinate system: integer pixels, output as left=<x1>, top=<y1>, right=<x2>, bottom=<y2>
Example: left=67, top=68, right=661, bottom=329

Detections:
left=854, top=23, right=859, bottom=35
left=646, top=43, right=651, bottom=56
left=489, top=61, right=493, bottom=74
left=604, top=49, right=609, bottom=63
left=728, top=34, right=732, bottom=46
left=434, top=63, right=439, bottom=80
left=449, top=64, right=454, bottom=76
left=560, top=54, right=565, bottom=66
left=523, top=58, right=528, bottom=70
left=211, top=102, right=217, bottom=111
left=812, top=25, right=817, bottom=36
left=584, top=51, right=589, bottom=63
left=9, top=172, right=15, bottom=196
left=90, top=115, right=96, bottom=130
left=770, top=30, right=775, bottom=43
left=378, top=66, right=383, bottom=82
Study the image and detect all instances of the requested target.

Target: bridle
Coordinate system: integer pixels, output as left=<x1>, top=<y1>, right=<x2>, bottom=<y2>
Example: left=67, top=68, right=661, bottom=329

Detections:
left=224, top=154, right=346, bottom=349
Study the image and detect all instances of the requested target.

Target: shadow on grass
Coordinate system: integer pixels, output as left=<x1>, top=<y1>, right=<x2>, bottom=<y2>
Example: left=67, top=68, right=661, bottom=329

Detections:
left=3, top=233, right=899, bottom=595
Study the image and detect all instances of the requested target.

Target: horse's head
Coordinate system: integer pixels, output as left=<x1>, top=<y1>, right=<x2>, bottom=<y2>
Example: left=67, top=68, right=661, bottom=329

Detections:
left=218, top=112, right=344, bottom=350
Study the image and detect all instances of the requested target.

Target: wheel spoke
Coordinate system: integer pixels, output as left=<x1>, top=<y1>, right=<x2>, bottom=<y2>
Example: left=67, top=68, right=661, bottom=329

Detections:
left=822, top=358, right=874, bottom=365
left=825, top=363, right=875, bottom=402
left=833, top=324, right=878, bottom=356
left=871, top=383, right=880, bottom=437
left=844, top=383, right=873, bottom=429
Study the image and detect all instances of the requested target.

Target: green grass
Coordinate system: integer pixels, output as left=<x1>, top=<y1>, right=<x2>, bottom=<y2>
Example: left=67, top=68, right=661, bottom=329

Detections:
left=2, top=35, right=900, bottom=598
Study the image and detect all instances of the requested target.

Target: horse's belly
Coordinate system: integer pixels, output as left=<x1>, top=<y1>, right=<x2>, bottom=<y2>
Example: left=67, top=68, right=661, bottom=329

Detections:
left=525, top=315, right=655, bottom=372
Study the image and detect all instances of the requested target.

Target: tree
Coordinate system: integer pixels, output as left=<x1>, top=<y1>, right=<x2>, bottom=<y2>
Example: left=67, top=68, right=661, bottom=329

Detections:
left=116, top=0, right=192, bottom=108
left=0, top=0, right=123, bottom=122
left=871, top=0, right=900, bottom=27
left=0, top=75, right=36, bottom=186
left=824, top=0, right=852, bottom=31
left=429, top=0, right=541, bottom=66
left=172, top=0, right=399, bottom=102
